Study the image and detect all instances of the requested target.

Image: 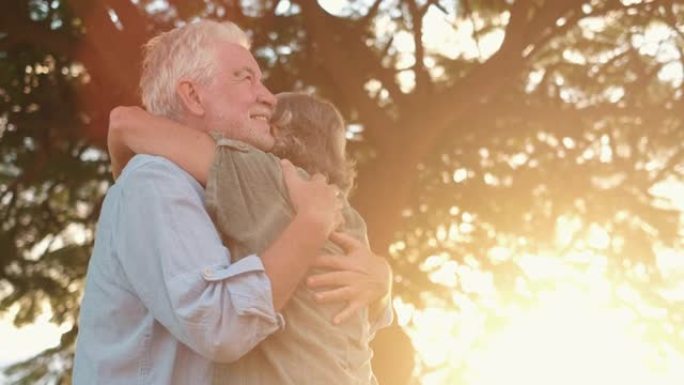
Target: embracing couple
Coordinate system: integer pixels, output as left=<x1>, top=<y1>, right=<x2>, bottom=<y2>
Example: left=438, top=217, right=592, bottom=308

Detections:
left=73, top=20, right=393, bottom=385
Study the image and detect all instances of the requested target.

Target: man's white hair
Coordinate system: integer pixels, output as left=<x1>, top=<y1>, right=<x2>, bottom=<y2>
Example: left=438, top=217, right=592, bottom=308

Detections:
left=140, top=20, right=251, bottom=118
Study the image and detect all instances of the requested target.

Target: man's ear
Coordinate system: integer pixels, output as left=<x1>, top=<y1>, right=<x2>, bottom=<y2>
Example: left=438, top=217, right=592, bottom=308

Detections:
left=176, top=80, right=205, bottom=117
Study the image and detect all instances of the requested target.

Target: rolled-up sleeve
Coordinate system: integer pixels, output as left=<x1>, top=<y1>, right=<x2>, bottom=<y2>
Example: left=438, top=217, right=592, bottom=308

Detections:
left=114, top=156, right=284, bottom=363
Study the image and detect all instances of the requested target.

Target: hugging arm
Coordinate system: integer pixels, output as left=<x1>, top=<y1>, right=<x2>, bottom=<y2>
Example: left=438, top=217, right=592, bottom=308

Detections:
left=206, top=141, right=345, bottom=311
left=109, top=107, right=343, bottom=312
left=108, top=106, right=215, bottom=184
left=117, top=158, right=284, bottom=363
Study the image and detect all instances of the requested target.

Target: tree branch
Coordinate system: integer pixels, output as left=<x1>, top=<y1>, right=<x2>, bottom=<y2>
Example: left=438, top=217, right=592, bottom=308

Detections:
left=404, top=0, right=432, bottom=95
left=295, top=1, right=397, bottom=142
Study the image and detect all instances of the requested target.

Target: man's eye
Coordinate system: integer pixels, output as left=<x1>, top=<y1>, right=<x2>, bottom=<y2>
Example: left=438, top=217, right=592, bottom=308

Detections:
left=235, top=72, right=253, bottom=81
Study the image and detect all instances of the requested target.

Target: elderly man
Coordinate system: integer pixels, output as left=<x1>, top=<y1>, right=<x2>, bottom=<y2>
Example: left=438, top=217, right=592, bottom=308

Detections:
left=73, top=20, right=391, bottom=384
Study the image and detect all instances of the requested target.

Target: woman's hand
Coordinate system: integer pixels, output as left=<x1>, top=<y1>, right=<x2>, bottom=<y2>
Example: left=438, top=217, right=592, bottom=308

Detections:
left=306, top=231, right=392, bottom=324
left=281, top=159, right=344, bottom=237
left=107, top=106, right=152, bottom=179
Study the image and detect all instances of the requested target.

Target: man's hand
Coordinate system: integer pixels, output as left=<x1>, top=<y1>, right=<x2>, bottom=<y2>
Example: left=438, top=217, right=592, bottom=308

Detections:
left=306, top=231, right=392, bottom=324
left=281, top=159, right=343, bottom=237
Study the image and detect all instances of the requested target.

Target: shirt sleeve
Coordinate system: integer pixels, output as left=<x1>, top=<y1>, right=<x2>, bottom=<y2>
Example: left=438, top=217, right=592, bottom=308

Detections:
left=114, top=155, right=284, bottom=363
left=204, top=138, right=294, bottom=260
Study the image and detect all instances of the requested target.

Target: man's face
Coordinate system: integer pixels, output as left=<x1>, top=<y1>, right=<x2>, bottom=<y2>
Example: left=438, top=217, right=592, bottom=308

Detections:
left=199, top=42, right=277, bottom=150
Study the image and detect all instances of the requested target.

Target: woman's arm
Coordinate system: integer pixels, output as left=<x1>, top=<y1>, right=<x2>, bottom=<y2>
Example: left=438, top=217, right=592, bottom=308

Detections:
left=108, top=106, right=215, bottom=184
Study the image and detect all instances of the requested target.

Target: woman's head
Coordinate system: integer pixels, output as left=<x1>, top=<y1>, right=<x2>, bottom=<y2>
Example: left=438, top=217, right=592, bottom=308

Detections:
left=271, top=93, right=355, bottom=195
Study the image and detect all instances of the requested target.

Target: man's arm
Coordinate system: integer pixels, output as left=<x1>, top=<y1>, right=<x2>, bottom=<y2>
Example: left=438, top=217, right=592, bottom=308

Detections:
left=116, top=156, right=340, bottom=362
left=261, top=159, right=343, bottom=310
left=110, top=106, right=366, bottom=315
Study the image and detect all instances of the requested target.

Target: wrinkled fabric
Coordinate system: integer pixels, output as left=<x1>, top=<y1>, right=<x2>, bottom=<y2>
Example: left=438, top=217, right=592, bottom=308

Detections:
left=206, top=138, right=388, bottom=385
left=73, top=155, right=284, bottom=385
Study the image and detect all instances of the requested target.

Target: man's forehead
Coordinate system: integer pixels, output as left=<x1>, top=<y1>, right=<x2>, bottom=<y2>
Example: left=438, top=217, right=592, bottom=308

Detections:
left=214, top=42, right=255, bottom=61
left=213, top=42, right=261, bottom=72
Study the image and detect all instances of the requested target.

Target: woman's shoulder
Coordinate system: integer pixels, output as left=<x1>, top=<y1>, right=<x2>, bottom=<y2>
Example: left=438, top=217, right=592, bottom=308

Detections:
left=211, top=135, right=280, bottom=162
left=213, top=135, right=261, bottom=153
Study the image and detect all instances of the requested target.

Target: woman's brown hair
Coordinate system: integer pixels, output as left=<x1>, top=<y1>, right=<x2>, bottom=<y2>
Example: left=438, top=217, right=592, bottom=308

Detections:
left=271, top=93, right=356, bottom=196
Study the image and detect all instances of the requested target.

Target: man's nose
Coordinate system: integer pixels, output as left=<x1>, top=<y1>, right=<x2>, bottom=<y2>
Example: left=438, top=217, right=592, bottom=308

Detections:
left=256, top=82, right=277, bottom=108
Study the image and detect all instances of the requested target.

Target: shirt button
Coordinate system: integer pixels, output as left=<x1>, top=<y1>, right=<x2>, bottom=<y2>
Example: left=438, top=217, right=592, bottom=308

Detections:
left=203, top=268, right=213, bottom=277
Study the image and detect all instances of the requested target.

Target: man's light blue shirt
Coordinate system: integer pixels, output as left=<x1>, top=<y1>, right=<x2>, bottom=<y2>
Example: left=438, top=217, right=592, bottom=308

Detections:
left=73, top=155, right=285, bottom=384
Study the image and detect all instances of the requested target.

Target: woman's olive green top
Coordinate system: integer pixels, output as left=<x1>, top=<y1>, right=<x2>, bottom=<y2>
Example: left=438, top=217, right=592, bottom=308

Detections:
left=207, top=137, right=376, bottom=385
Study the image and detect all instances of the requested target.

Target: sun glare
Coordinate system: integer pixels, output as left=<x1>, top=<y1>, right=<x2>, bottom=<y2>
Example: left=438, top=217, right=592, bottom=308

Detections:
left=403, top=285, right=684, bottom=385
left=0, top=305, right=71, bottom=367
left=466, top=294, right=676, bottom=385
left=403, top=184, right=684, bottom=384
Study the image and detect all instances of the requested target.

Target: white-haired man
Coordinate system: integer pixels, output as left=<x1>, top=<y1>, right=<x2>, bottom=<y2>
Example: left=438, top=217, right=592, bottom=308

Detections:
left=73, top=20, right=392, bottom=384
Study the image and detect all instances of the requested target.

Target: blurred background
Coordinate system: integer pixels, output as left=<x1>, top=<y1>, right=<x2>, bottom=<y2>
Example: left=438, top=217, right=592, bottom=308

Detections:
left=1, top=0, right=683, bottom=384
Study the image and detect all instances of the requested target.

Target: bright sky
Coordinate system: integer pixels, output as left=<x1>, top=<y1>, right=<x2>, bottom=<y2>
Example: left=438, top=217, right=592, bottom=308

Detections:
left=400, top=178, right=684, bottom=385
left=0, top=305, right=71, bottom=367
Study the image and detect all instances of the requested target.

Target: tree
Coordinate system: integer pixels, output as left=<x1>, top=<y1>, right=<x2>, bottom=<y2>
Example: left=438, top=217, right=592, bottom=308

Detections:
left=1, top=0, right=683, bottom=383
